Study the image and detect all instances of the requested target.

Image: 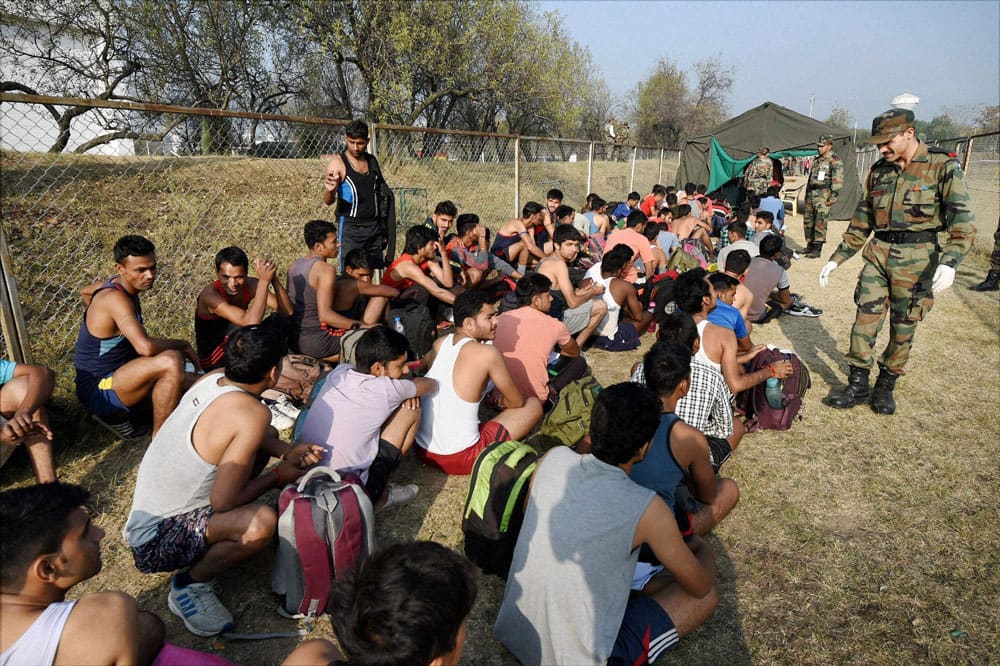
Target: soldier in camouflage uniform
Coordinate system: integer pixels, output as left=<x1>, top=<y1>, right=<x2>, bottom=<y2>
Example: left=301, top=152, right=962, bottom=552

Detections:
left=969, top=222, right=1000, bottom=291
left=819, top=109, right=976, bottom=414
left=743, top=147, right=773, bottom=198
left=803, top=135, right=844, bottom=258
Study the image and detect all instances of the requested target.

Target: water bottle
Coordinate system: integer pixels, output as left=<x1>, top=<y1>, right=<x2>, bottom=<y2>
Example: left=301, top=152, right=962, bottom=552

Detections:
left=393, top=316, right=405, bottom=336
left=764, top=377, right=784, bottom=409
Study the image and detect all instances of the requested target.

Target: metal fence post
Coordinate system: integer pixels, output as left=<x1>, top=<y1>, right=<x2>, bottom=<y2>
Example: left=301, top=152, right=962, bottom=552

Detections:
left=629, top=147, right=638, bottom=193
left=963, top=137, right=974, bottom=171
left=0, top=225, right=32, bottom=364
left=586, top=142, right=594, bottom=196
left=657, top=148, right=664, bottom=185
left=514, top=136, right=521, bottom=217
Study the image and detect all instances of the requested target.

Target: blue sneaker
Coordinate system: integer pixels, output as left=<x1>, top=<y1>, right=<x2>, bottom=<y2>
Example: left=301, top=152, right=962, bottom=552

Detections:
left=168, top=579, right=234, bottom=637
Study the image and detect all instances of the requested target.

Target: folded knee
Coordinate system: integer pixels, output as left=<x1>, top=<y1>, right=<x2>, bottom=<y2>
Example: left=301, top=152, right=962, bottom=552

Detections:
left=243, top=505, right=277, bottom=545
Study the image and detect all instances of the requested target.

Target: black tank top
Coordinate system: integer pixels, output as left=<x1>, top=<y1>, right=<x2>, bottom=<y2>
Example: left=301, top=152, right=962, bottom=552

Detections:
left=336, top=151, right=379, bottom=221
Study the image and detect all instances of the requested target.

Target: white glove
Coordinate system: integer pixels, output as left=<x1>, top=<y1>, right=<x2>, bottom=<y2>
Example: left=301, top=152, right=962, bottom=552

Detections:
left=932, top=264, right=955, bottom=293
left=819, top=261, right=837, bottom=288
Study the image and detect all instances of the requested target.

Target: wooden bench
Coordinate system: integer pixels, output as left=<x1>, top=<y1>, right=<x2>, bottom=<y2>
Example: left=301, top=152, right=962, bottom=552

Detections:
left=781, top=183, right=806, bottom=216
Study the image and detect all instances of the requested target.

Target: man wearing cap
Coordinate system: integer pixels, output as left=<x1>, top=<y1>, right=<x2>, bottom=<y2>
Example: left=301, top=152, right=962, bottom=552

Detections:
left=803, top=135, right=844, bottom=258
left=743, top=147, right=773, bottom=198
left=819, top=109, right=976, bottom=414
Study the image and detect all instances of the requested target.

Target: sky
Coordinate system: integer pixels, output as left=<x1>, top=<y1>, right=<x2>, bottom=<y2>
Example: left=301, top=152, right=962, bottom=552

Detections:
left=538, top=0, right=1000, bottom=130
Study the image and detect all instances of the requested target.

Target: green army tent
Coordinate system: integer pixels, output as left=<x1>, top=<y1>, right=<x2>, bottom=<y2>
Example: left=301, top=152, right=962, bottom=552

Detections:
left=676, top=102, right=862, bottom=220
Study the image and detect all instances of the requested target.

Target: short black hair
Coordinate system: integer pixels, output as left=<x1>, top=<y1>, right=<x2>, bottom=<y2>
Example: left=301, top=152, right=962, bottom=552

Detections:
left=676, top=204, right=692, bottom=218
left=766, top=185, right=781, bottom=197
left=546, top=188, right=564, bottom=201
left=355, top=326, right=410, bottom=374
left=223, top=321, right=287, bottom=384
left=114, top=235, right=155, bottom=263
left=708, top=272, right=739, bottom=293
left=727, top=221, right=748, bottom=239
left=305, top=219, right=337, bottom=248
left=725, top=249, right=752, bottom=275
left=553, top=223, right=582, bottom=245
left=345, top=119, right=369, bottom=139
left=697, top=184, right=707, bottom=194
left=344, top=248, right=370, bottom=271
left=591, top=196, right=607, bottom=211
left=0, top=482, right=91, bottom=588
left=656, top=311, right=698, bottom=351
left=759, top=233, right=784, bottom=259
left=589, top=382, right=662, bottom=466
left=331, top=541, right=478, bottom=666
left=643, top=342, right=692, bottom=397
left=434, top=200, right=457, bottom=217
left=627, top=191, right=641, bottom=202
left=456, top=214, right=479, bottom=237
left=555, top=204, right=575, bottom=222
left=403, top=225, right=438, bottom=254
left=515, top=272, right=552, bottom=307
left=642, top=223, right=659, bottom=242
left=601, top=244, right=633, bottom=275
left=522, top=201, right=543, bottom=217
left=214, top=246, right=249, bottom=271
left=453, top=289, right=492, bottom=328
left=756, top=210, right=774, bottom=225
left=625, top=209, right=647, bottom=228
left=674, top=268, right=710, bottom=315
left=684, top=182, right=696, bottom=195
left=652, top=185, right=667, bottom=197
left=665, top=193, right=678, bottom=207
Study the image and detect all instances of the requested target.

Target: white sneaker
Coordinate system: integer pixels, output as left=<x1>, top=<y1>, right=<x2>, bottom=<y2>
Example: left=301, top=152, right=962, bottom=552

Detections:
left=379, top=483, right=419, bottom=512
left=266, top=401, right=295, bottom=430
left=168, top=580, right=234, bottom=637
left=272, top=397, right=302, bottom=421
left=786, top=303, right=821, bottom=318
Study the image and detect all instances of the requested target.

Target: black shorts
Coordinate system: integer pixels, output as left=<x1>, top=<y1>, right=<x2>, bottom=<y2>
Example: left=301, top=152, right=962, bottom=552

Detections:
left=705, top=436, right=733, bottom=472
left=364, top=438, right=401, bottom=502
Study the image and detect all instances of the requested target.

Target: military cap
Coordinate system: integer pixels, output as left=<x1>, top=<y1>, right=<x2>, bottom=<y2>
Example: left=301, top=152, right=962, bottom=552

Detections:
left=817, top=135, right=834, bottom=145
left=869, top=109, right=915, bottom=144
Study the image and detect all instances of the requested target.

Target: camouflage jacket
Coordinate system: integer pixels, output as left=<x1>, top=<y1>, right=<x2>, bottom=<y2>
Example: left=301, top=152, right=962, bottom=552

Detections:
left=806, top=152, right=843, bottom=200
left=744, top=155, right=772, bottom=192
left=832, top=143, right=976, bottom=268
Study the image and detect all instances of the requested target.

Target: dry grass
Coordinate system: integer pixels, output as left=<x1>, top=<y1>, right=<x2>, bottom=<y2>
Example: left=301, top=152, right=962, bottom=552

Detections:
left=2, top=152, right=999, bottom=664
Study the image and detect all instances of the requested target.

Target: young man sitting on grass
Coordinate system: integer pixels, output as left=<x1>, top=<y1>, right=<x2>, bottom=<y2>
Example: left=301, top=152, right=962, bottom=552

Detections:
left=629, top=342, right=741, bottom=537
left=283, top=541, right=478, bottom=666
left=493, top=273, right=588, bottom=409
left=295, top=326, right=437, bottom=510
left=383, top=226, right=459, bottom=309
left=0, top=359, right=56, bottom=483
left=707, top=272, right=754, bottom=351
left=445, top=214, right=522, bottom=292
left=535, top=224, right=608, bottom=347
left=491, top=202, right=549, bottom=273
left=415, top=290, right=542, bottom=475
left=585, top=245, right=654, bottom=350
left=494, top=382, right=718, bottom=665
left=331, top=249, right=399, bottom=328
left=124, top=323, right=323, bottom=637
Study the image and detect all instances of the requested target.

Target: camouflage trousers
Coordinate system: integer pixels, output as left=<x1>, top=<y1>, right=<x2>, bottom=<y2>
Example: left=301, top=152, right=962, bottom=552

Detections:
left=990, top=224, right=1000, bottom=271
left=803, top=196, right=832, bottom=243
left=847, top=239, right=937, bottom=374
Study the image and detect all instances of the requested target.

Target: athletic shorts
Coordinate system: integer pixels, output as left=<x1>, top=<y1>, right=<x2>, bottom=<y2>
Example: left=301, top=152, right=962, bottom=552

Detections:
left=76, top=375, right=129, bottom=419
left=364, top=438, right=402, bottom=503
left=415, top=421, right=510, bottom=475
left=705, top=436, right=733, bottom=472
left=608, top=595, right=679, bottom=665
left=130, top=506, right=214, bottom=574
left=562, top=300, right=594, bottom=335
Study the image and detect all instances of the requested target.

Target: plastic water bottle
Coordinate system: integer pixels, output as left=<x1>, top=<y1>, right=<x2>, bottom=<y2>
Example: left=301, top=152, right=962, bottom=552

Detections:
left=764, top=377, right=784, bottom=409
left=393, top=316, right=405, bottom=336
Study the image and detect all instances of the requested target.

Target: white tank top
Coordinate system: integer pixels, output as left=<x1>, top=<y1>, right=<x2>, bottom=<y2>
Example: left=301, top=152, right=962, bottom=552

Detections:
left=585, top=265, right=621, bottom=338
left=416, top=335, right=483, bottom=455
left=2, top=600, right=77, bottom=666
left=695, top=319, right=721, bottom=370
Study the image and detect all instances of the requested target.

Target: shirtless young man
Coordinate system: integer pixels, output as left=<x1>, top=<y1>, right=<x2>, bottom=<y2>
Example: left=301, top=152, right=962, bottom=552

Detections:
left=75, top=235, right=198, bottom=436
left=491, top=202, right=548, bottom=273
left=195, top=246, right=293, bottom=370
left=415, top=290, right=542, bottom=475
left=2, top=483, right=165, bottom=666
left=125, top=323, right=323, bottom=637
left=536, top=224, right=607, bottom=346
left=673, top=269, right=792, bottom=395
left=332, top=249, right=399, bottom=326
left=722, top=249, right=755, bottom=323
left=383, top=226, right=457, bottom=306
left=671, top=204, right=714, bottom=256
left=286, top=220, right=370, bottom=363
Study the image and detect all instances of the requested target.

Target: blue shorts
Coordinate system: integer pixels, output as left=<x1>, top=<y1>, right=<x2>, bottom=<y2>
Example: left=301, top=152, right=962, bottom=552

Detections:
left=76, top=374, right=129, bottom=418
left=608, top=596, right=679, bottom=665
left=131, top=506, right=214, bottom=573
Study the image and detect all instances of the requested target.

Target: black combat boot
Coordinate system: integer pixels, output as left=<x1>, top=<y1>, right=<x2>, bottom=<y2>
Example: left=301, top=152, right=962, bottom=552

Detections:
left=970, top=269, right=1000, bottom=292
left=870, top=368, right=899, bottom=415
left=828, top=365, right=870, bottom=409
left=807, top=242, right=824, bottom=259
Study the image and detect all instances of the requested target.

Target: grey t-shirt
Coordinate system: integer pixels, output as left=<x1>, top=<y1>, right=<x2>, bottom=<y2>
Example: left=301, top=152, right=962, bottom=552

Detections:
left=494, top=447, right=655, bottom=665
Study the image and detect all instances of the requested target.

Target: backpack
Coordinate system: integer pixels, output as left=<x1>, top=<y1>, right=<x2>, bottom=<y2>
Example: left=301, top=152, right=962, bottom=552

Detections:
left=273, top=354, right=331, bottom=405
left=734, top=348, right=811, bottom=432
left=577, top=233, right=607, bottom=271
left=665, top=245, right=700, bottom=273
left=679, top=237, right=710, bottom=269
left=387, top=301, right=436, bottom=358
left=540, top=375, right=603, bottom=447
left=338, top=327, right=368, bottom=367
left=462, top=439, right=540, bottom=577
left=272, top=466, right=375, bottom=618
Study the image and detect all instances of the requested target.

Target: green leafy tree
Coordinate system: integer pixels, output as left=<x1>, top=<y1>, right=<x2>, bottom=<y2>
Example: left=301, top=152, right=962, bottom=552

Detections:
left=632, top=56, right=733, bottom=147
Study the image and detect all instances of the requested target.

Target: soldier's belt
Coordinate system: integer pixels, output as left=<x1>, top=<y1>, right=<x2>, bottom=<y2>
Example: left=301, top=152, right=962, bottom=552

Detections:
left=872, top=230, right=939, bottom=244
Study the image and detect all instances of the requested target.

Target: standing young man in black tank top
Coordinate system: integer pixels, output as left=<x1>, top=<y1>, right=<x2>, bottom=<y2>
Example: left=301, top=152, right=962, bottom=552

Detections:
left=322, top=120, right=389, bottom=271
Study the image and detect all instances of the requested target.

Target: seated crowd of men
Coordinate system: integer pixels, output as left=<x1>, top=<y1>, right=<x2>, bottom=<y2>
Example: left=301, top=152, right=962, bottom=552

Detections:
left=3, top=171, right=819, bottom=665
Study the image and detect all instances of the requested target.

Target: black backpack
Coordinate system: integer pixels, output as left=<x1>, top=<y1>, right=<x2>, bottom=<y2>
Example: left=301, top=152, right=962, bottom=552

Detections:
left=461, top=439, right=539, bottom=578
left=387, top=301, right=436, bottom=358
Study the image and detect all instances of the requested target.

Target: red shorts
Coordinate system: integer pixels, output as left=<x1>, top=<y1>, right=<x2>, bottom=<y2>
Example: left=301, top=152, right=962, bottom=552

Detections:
left=416, top=421, right=510, bottom=475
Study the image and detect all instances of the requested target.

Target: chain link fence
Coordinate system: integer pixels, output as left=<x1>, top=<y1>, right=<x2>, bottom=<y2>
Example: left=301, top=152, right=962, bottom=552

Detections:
left=0, top=94, right=673, bottom=402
